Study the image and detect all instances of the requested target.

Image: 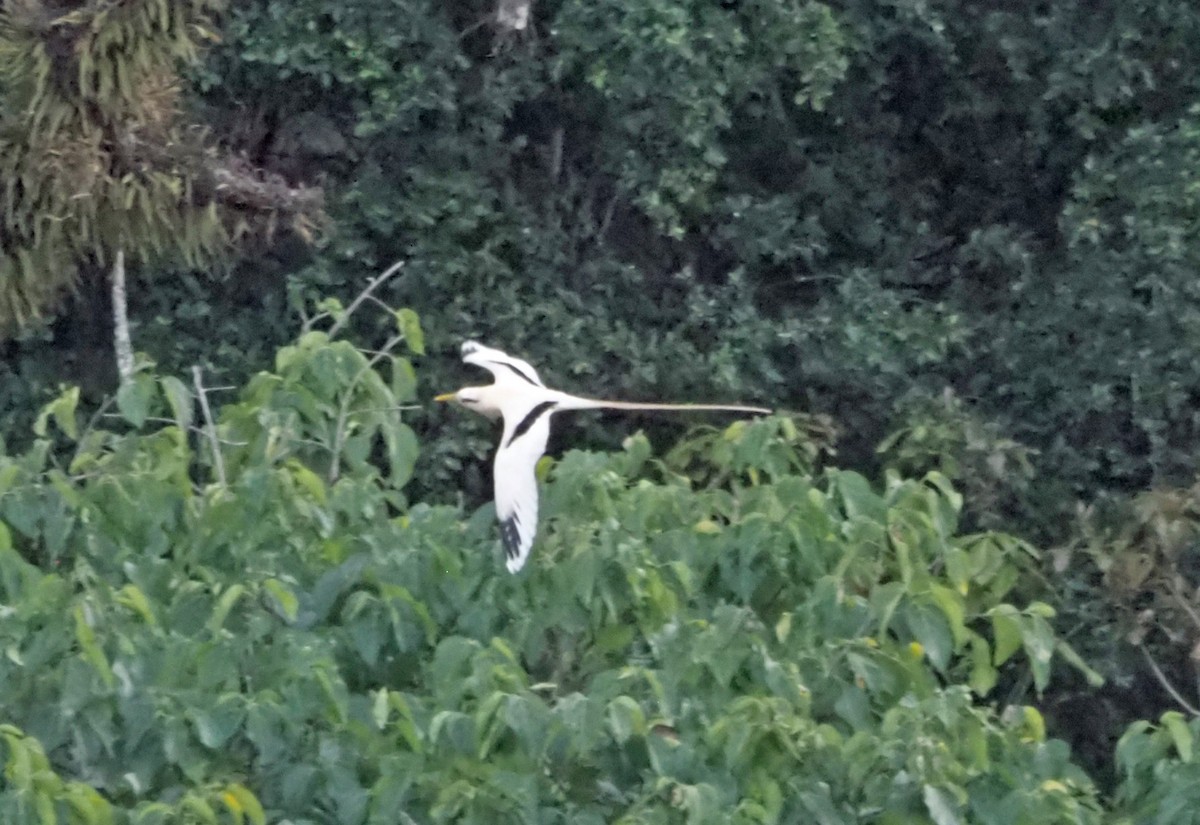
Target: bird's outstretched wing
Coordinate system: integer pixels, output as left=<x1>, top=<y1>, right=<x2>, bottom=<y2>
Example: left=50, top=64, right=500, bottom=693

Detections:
left=493, top=401, right=554, bottom=572
left=461, top=340, right=545, bottom=388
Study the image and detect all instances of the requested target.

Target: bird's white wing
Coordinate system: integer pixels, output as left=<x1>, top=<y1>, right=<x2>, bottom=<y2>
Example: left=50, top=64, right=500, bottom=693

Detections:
left=461, top=340, right=545, bottom=387
left=493, top=400, right=555, bottom=573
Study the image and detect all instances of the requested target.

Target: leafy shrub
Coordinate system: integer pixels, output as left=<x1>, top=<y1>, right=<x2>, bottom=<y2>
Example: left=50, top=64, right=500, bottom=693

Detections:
left=1113, top=711, right=1200, bottom=824
left=877, top=389, right=1036, bottom=531
left=0, top=318, right=1107, bottom=822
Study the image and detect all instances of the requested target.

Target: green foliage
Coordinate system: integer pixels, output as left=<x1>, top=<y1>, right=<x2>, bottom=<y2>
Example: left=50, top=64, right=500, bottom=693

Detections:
left=0, top=0, right=229, bottom=328
left=1113, top=712, right=1200, bottom=824
left=0, top=327, right=1108, bottom=822
left=553, top=0, right=846, bottom=236
left=1048, top=481, right=1200, bottom=739
left=1000, top=103, right=1200, bottom=497
left=4, top=0, right=1200, bottom=795
left=878, top=390, right=1036, bottom=531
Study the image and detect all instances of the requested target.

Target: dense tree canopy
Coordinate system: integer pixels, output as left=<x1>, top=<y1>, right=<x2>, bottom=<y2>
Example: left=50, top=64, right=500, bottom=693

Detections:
left=4, top=0, right=1200, bottom=819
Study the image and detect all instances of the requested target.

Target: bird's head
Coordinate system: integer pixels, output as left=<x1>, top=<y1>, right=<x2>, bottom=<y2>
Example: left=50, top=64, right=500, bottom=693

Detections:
left=434, top=387, right=502, bottom=419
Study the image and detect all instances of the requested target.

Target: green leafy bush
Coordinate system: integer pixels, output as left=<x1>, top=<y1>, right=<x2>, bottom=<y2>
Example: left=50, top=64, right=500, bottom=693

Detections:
left=1113, top=711, right=1200, bottom=824
left=0, top=321, right=1107, bottom=822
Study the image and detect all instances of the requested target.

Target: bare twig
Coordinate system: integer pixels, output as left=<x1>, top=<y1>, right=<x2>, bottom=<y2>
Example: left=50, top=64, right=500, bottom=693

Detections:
left=192, top=366, right=227, bottom=489
left=99, top=414, right=248, bottom=446
left=67, top=396, right=116, bottom=470
left=596, top=191, right=619, bottom=246
left=1139, top=644, right=1200, bottom=716
left=1169, top=578, right=1200, bottom=631
left=327, top=260, right=406, bottom=338
left=111, top=249, right=134, bottom=386
left=364, top=295, right=394, bottom=315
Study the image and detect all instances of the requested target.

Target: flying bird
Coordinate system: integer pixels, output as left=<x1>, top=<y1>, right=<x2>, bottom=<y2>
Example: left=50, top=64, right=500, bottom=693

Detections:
left=435, top=341, right=772, bottom=573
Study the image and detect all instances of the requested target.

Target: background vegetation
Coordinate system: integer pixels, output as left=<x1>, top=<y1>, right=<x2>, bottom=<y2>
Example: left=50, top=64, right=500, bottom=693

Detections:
left=4, top=0, right=1200, bottom=820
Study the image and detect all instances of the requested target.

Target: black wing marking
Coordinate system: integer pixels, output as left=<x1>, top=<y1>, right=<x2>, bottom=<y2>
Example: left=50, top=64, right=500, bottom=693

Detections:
left=492, top=360, right=540, bottom=387
left=499, top=515, right=522, bottom=563
left=506, top=400, right=557, bottom=447
left=461, top=340, right=546, bottom=387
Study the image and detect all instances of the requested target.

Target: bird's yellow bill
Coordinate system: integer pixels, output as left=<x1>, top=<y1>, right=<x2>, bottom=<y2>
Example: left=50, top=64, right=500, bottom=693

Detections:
left=433, top=392, right=456, bottom=402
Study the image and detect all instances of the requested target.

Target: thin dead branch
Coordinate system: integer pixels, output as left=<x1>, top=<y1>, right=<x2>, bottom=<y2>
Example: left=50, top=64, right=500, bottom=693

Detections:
left=192, top=365, right=227, bottom=489
left=326, top=260, right=406, bottom=338
left=1139, top=644, right=1200, bottom=716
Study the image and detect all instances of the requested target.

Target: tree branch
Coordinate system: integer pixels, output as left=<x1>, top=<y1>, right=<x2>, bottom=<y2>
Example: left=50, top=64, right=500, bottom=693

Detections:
left=192, top=366, right=227, bottom=489
left=1139, top=644, right=1200, bottom=716
left=327, top=260, right=406, bottom=338
left=208, top=159, right=324, bottom=216
left=111, top=249, right=134, bottom=386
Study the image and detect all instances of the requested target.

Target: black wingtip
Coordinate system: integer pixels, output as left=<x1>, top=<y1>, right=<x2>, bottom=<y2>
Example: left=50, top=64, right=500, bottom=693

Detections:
left=499, top=515, right=521, bottom=561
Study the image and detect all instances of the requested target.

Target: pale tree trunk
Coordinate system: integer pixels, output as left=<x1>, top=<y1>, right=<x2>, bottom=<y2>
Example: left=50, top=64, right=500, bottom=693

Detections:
left=111, top=249, right=134, bottom=385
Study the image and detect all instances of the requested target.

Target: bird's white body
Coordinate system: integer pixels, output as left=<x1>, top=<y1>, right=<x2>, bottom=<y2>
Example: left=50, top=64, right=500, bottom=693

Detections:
left=437, top=341, right=771, bottom=572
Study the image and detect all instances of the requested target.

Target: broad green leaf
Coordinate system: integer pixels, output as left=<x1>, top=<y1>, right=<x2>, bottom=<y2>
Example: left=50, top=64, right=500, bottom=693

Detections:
left=224, top=784, right=265, bottom=825
left=160, top=375, right=193, bottom=432
left=36, top=793, right=56, bottom=825
left=116, top=584, right=158, bottom=626
left=1006, top=705, right=1046, bottom=743
left=1055, top=640, right=1104, bottom=687
left=928, top=585, right=967, bottom=646
left=989, top=607, right=1022, bottom=666
left=192, top=696, right=245, bottom=749
left=1024, top=601, right=1057, bottom=619
left=394, top=308, right=424, bottom=355
left=181, top=794, right=218, bottom=825
left=889, top=520, right=914, bottom=586
left=385, top=423, right=419, bottom=489
left=675, top=783, right=722, bottom=825
left=1161, top=711, right=1194, bottom=762
left=388, top=693, right=423, bottom=752
left=117, top=374, right=155, bottom=427
left=1020, top=614, right=1056, bottom=693
left=968, top=635, right=997, bottom=696
left=905, top=601, right=953, bottom=671
left=608, top=696, right=645, bottom=743
left=208, top=584, right=246, bottom=634
left=287, top=459, right=326, bottom=504
left=63, top=783, right=113, bottom=825
left=923, top=784, right=962, bottom=825
left=833, top=470, right=887, bottom=523
left=262, top=578, right=299, bottom=623
left=594, top=623, right=634, bottom=653
left=429, top=710, right=474, bottom=754
left=392, top=357, right=417, bottom=402
left=504, top=694, right=551, bottom=754
left=34, top=387, right=80, bottom=439
left=73, top=603, right=115, bottom=689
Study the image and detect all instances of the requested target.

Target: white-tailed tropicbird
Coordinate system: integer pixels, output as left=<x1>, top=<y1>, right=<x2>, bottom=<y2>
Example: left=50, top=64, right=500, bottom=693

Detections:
left=435, top=341, right=772, bottom=572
